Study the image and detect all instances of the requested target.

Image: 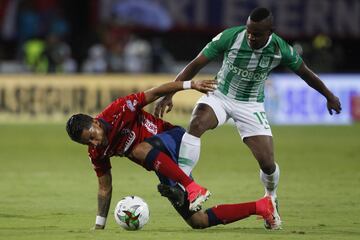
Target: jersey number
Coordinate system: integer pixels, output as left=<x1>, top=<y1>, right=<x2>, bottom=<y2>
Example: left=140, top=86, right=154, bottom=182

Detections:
left=253, top=111, right=270, bottom=129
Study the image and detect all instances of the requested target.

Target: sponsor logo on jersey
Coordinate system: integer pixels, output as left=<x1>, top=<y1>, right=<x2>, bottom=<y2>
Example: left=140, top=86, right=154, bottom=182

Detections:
left=143, top=119, right=158, bottom=135
left=225, top=60, right=267, bottom=81
left=121, top=128, right=136, bottom=153
left=126, top=100, right=137, bottom=112
left=259, top=56, right=270, bottom=68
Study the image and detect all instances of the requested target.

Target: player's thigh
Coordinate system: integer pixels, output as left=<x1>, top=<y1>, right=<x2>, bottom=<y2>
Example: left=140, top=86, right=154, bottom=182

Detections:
left=144, top=127, right=185, bottom=163
left=243, top=135, right=274, bottom=161
left=231, top=102, right=272, bottom=140
left=130, top=142, right=153, bottom=166
left=190, top=94, right=228, bottom=134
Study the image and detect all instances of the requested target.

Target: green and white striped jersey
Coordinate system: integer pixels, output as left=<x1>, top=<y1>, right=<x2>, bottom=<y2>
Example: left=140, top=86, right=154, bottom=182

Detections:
left=202, top=26, right=303, bottom=102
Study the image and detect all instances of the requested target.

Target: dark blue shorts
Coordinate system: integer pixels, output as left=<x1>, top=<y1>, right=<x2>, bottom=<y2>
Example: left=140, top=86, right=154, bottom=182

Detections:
left=144, top=126, right=186, bottom=186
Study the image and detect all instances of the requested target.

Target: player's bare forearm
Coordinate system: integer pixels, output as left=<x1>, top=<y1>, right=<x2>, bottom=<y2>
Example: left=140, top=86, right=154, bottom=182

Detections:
left=144, top=80, right=216, bottom=104
left=296, top=63, right=334, bottom=99
left=97, top=190, right=112, bottom=217
left=153, top=53, right=211, bottom=117
left=95, top=171, right=112, bottom=229
left=174, top=53, right=211, bottom=82
left=296, top=62, right=341, bottom=114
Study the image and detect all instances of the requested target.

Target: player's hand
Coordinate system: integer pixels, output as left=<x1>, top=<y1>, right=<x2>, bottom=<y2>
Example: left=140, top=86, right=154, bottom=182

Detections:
left=154, top=95, right=174, bottom=118
left=192, top=79, right=218, bottom=94
left=326, top=94, right=342, bottom=115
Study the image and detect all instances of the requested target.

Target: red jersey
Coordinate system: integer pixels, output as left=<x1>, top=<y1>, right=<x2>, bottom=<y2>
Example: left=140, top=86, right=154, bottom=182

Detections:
left=88, top=92, right=174, bottom=177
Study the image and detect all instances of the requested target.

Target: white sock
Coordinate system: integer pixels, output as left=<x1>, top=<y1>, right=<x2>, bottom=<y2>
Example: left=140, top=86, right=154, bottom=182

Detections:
left=178, top=132, right=201, bottom=176
left=260, top=162, right=280, bottom=198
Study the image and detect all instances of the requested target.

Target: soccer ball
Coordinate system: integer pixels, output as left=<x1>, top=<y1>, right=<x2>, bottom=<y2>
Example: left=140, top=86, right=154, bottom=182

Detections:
left=114, top=196, right=150, bottom=230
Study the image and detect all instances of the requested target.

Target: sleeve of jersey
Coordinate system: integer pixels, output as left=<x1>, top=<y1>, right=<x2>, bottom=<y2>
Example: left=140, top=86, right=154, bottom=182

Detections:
left=201, top=28, right=234, bottom=60
left=279, top=39, right=303, bottom=71
left=130, top=92, right=146, bottom=109
left=122, top=92, right=147, bottom=112
left=89, top=155, right=112, bottom=177
left=99, top=92, right=146, bottom=119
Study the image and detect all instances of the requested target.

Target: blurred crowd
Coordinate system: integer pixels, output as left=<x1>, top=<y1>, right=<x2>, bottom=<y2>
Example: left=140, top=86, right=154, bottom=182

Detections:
left=0, top=0, right=176, bottom=74
left=20, top=32, right=175, bottom=74
left=0, top=0, right=354, bottom=74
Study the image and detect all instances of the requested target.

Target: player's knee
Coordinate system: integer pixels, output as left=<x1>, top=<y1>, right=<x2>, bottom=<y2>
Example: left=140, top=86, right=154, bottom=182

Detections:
left=189, top=105, right=217, bottom=136
left=187, top=212, right=209, bottom=229
left=189, top=117, right=210, bottom=136
left=131, top=142, right=153, bottom=167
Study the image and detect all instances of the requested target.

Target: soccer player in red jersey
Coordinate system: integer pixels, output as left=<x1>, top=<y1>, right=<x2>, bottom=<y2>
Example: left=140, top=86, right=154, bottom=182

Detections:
left=66, top=79, right=279, bottom=230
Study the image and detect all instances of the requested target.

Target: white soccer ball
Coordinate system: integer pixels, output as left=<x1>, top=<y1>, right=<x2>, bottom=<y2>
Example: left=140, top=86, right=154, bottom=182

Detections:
left=114, top=196, right=150, bottom=230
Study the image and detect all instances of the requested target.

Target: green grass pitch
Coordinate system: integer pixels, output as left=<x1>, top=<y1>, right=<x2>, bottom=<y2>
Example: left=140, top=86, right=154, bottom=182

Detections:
left=0, top=123, right=359, bottom=240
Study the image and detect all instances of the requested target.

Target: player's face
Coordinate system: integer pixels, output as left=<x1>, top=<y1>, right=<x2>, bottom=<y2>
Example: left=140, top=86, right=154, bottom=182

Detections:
left=80, top=119, right=108, bottom=147
left=246, top=18, right=272, bottom=50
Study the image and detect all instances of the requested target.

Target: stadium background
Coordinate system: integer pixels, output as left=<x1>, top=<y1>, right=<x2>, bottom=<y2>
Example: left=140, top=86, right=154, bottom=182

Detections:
left=0, top=1, right=359, bottom=240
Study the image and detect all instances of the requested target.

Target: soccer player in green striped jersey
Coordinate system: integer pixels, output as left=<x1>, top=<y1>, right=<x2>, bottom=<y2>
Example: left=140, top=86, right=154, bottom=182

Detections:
left=155, top=7, right=342, bottom=230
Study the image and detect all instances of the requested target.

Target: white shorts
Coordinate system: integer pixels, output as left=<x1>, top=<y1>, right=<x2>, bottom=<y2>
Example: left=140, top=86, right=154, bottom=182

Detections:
left=195, top=91, right=272, bottom=140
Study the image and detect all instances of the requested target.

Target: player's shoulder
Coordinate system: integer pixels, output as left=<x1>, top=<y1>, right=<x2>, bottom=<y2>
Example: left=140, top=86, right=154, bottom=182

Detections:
left=124, top=92, right=145, bottom=110
left=122, top=92, right=145, bottom=104
left=212, top=25, right=246, bottom=44
left=222, top=25, right=246, bottom=35
left=224, top=25, right=246, bottom=31
left=102, top=92, right=144, bottom=115
left=271, top=33, right=291, bottom=47
left=111, top=92, right=144, bottom=105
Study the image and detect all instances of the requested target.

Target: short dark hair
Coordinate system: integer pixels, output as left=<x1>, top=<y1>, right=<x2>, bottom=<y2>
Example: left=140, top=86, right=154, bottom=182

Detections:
left=66, top=113, right=93, bottom=143
left=250, top=7, right=272, bottom=22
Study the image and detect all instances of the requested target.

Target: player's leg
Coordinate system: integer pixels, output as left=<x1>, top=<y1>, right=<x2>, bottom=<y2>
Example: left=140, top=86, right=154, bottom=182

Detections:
left=243, top=135, right=281, bottom=229
left=204, top=196, right=281, bottom=229
left=188, top=103, right=219, bottom=137
left=231, top=102, right=279, bottom=197
left=243, top=136, right=281, bottom=229
left=243, top=135, right=279, bottom=196
left=158, top=183, right=280, bottom=229
left=231, top=102, right=281, bottom=229
left=130, top=141, right=193, bottom=188
left=179, top=93, right=228, bottom=174
left=133, top=127, right=210, bottom=210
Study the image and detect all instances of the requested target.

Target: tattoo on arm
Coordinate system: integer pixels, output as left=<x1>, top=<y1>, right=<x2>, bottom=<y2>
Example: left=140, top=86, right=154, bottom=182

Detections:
left=97, top=172, right=112, bottom=217
left=97, top=191, right=112, bottom=217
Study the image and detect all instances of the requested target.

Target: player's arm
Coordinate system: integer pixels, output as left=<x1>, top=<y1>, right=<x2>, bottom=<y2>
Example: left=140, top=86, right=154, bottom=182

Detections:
left=154, top=28, right=234, bottom=118
left=174, top=53, right=211, bottom=82
left=294, top=62, right=342, bottom=115
left=174, top=28, right=233, bottom=83
left=153, top=53, right=211, bottom=117
left=144, top=78, right=216, bottom=105
left=94, top=170, right=112, bottom=230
